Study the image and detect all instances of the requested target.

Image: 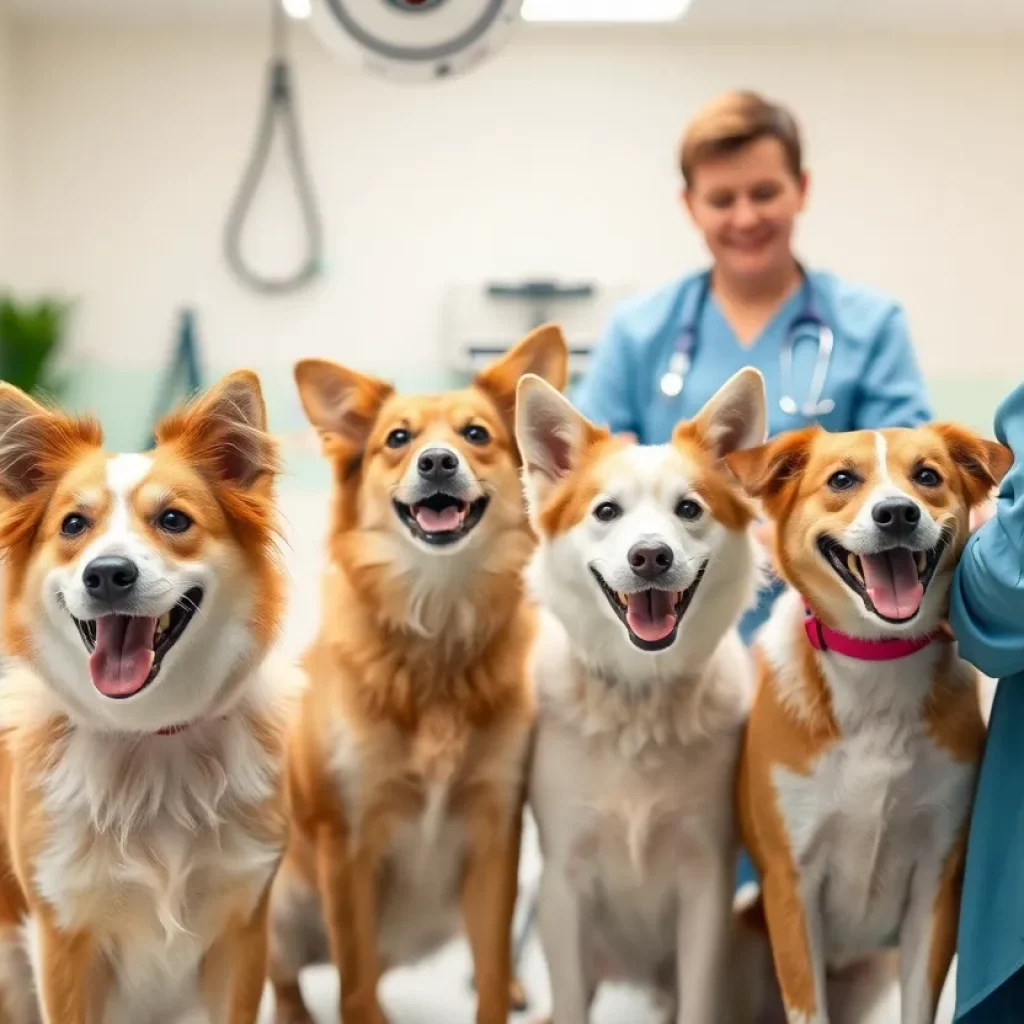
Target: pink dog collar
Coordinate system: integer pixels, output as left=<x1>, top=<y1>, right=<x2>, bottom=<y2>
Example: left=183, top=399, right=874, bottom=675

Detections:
left=156, top=723, right=190, bottom=736
left=802, top=604, right=944, bottom=661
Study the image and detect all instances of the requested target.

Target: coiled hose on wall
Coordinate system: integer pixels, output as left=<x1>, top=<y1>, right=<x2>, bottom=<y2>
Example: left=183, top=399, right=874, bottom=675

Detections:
left=223, top=0, right=324, bottom=295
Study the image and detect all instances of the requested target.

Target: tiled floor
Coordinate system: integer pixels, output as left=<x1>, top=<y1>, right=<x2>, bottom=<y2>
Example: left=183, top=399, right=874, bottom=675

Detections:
left=256, top=947, right=957, bottom=1023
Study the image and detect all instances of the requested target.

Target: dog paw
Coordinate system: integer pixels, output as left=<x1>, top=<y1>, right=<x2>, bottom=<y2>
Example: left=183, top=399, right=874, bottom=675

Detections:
left=510, top=978, right=528, bottom=1012
left=274, top=1007, right=315, bottom=1024
left=272, top=984, right=315, bottom=1024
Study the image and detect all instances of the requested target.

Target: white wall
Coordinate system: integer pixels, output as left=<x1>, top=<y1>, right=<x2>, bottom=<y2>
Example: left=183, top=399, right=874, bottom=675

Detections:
left=5, top=21, right=1024, bottom=386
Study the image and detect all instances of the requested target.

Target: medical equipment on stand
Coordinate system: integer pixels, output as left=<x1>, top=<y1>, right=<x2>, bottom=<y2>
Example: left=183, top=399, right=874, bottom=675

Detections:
left=446, top=277, right=632, bottom=385
left=224, top=0, right=324, bottom=296
left=660, top=264, right=836, bottom=417
left=310, top=0, right=523, bottom=83
left=481, top=278, right=595, bottom=384
left=144, top=308, right=204, bottom=450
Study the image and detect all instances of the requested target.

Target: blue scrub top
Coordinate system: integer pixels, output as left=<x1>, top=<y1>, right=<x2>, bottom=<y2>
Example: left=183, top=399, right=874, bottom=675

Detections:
left=951, top=381, right=1024, bottom=1022
left=573, top=268, right=933, bottom=446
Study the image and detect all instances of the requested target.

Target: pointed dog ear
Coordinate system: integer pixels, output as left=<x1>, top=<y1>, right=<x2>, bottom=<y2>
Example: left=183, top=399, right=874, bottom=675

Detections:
left=476, top=324, right=569, bottom=437
left=514, top=373, right=606, bottom=512
left=932, top=422, right=1014, bottom=507
left=156, top=370, right=278, bottom=490
left=293, top=358, right=394, bottom=469
left=0, top=383, right=102, bottom=502
left=674, top=367, right=767, bottom=461
left=725, top=427, right=818, bottom=518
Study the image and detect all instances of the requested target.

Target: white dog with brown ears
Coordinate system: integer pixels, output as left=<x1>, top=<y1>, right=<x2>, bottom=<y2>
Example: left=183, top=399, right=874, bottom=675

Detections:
left=515, top=368, right=767, bottom=1024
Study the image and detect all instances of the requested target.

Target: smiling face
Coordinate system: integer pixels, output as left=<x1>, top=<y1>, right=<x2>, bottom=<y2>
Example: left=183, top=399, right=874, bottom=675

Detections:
left=0, top=372, right=282, bottom=731
left=517, top=368, right=765, bottom=675
left=727, top=425, right=1012, bottom=637
left=294, top=325, right=568, bottom=592
left=684, top=136, right=808, bottom=285
left=349, top=388, right=519, bottom=555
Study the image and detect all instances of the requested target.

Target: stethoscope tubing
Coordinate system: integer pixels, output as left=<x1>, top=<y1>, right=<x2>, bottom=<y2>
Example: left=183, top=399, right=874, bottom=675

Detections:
left=659, top=265, right=835, bottom=417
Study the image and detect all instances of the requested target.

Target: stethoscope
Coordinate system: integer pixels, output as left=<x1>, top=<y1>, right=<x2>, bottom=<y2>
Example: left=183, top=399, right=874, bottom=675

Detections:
left=659, top=265, right=836, bottom=417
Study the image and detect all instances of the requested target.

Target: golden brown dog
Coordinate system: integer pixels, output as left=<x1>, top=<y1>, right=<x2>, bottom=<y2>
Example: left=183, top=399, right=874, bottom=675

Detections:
left=0, top=371, right=292, bottom=1023
left=727, top=424, right=1011, bottom=1024
left=268, top=326, right=568, bottom=1024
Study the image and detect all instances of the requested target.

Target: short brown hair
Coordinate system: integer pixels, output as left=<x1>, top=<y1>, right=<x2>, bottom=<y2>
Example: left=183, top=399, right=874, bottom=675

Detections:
left=679, top=90, right=803, bottom=186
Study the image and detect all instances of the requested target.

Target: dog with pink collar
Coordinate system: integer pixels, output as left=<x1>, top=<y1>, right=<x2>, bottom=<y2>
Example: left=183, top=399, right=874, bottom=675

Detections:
left=725, top=422, right=1011, bottom=1024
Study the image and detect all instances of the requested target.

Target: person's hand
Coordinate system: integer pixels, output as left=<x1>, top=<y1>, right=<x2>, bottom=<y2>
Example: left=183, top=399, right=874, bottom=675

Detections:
left=970, top=500, right=996, bottom=533
left=754, top=519, right=774, bottom=549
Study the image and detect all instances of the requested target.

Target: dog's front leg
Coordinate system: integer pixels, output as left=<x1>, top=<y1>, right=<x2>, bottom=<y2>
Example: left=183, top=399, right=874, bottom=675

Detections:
left=674, top=852, right=733, bottom=1024
left=200, top=883, right=274, bottom=1024
left=898, top=841, right=964, bottom=1024
left=762, top=870, right=829, bottom=1024
left=32, top=914, right=102, bottom=1024
left=461, top=801, right=523, bottom=1024
left=537, top=862, right=591, bottom=1024
left=317, top=822, right=386, bottom=1024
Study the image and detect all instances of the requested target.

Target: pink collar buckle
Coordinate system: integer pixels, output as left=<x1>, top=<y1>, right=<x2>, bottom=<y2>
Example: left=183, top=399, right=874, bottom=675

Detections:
left=802, top=603, right=944, bottom=662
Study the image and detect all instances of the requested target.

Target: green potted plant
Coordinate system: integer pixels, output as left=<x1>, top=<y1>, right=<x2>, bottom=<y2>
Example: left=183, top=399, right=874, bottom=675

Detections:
left=0, top=295, right=72, bottom=399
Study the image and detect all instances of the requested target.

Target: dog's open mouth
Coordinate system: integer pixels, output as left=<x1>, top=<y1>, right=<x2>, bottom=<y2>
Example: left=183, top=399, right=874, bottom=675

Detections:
left=818, top=537, right=946, bottom=624
left=590, top=564, right=707, bottom=651
left=394, top=493, right=489, bottom=546
left=72, top=587, right=204, bottom=699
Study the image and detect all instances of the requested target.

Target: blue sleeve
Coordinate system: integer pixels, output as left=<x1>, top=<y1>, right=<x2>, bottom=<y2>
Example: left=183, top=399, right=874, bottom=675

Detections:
left=950, top=381, right=1024, bottom=679
left=572, top=314, right=638, bottom=436
left=852, top=307, right=933, bottom=429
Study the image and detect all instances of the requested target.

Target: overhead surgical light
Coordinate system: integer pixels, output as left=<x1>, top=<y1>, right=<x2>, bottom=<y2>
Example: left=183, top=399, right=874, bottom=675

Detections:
left=282, top=0, right=313, bottom=18
left=310, top=0, right=524, bottom=83
left=520, top=0, right=692, bottom=22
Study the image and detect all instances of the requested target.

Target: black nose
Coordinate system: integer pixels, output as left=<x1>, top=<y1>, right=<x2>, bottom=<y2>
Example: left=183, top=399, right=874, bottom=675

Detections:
left=417, top=447, right=459, bottom=482
left=628, top=542, right=674, bottom=581
left=82, top=556, right=139, bottom=603
left=871, top=498, right=922, bottom=541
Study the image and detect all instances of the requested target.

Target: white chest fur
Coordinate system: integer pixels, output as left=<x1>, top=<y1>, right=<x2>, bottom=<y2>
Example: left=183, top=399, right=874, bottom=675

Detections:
left=528, top=615, right=750, bottom=984
left=29, top=717, right=283, bottom=1022
left=764, top=603, right=979, bottom=967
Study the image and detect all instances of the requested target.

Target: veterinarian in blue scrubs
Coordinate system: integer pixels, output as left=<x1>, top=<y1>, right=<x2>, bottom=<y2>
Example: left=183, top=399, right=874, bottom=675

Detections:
left=951, top=380, right=1024, bottom=1022
left=574, top=89, right=933, bottom=644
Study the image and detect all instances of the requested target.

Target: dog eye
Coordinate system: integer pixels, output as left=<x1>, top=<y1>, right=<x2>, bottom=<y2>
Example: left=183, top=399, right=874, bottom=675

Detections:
left=913, top=466, right=942, bottom=488
left=828, top=470, right=859, bottom=492
left=675, top=499, right=703, bottom=522
left=157, top=509, right=192, bottom=534
left=461, top=425, right=490, bottom=446
left=386, top=428, right=411, bottom=449
left=593, top=502, right=622, bottom=523
left=60, top=513, right=90, bottom=538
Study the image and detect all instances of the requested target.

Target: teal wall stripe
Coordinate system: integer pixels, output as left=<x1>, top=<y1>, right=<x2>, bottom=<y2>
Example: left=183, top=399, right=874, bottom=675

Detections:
left=52, top=362, right=1012, bottom=491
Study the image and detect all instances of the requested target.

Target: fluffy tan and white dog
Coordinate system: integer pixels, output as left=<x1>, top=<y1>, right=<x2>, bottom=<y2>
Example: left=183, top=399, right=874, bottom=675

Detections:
left=515, top=368, right=766, bottom=1024
left=0, top=371, right=293, bottom=1023
left=727, top=423, right=1012, bottom=1024
left=267, top=326, right=567, bottom=1024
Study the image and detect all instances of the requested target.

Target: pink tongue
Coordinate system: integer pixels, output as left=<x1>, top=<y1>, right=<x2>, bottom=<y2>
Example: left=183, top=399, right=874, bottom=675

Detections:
left=88, top=616, right=157, bottom=697
left=861, top=550, right=924, bottom=621
left=626, top=590, right=678, bottom=643
left=415, top=505, right=462, bottom=532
